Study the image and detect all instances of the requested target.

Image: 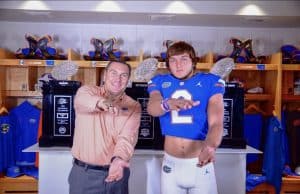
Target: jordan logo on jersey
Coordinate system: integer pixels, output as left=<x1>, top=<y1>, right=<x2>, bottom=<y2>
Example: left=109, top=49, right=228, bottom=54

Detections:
left=204, top=168, right=210, bottom=175
left=196, top=81, right=202, bottom=87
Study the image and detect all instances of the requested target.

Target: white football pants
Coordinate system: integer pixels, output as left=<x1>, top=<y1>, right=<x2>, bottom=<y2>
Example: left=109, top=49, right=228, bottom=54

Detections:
left=161, top=153, right=218, bottom=194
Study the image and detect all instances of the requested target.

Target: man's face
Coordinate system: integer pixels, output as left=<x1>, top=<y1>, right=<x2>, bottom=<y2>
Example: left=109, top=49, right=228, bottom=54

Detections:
left=104, top=62, right=130, bottom=96
left=168, top=53, right=193, bottom=79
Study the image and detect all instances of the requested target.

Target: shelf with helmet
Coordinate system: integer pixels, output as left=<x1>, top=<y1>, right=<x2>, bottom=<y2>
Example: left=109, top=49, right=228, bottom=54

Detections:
left=0, top=47, right=290, bottom=119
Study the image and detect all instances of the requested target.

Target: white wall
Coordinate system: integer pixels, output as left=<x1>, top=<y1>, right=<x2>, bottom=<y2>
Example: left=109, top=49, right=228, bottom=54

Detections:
left=0, top=21, right=300, bottom=58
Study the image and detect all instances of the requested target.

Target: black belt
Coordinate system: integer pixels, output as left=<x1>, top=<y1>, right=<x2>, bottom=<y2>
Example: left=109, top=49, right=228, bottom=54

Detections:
left=74, top=158, right=110, bottom=171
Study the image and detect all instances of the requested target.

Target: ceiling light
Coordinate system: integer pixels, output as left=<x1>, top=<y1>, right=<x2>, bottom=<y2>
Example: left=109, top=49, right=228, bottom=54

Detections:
left=165, top=1, right=193, bottom=14
left=21, top=1, right=49, bottom=10
left=237, top=4, right=266, bottom=16
left=95, top=1, right=122, bottom=12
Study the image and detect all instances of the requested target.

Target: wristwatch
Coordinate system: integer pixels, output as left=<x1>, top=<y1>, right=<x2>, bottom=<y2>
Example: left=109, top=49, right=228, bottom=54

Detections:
left=110, top=156, right=123, bottom=163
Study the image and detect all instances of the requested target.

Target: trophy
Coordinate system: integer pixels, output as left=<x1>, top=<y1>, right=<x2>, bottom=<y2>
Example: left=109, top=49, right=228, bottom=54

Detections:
left=39, top=61, right=81, bottom=147
left=51, top=61, right=79, bottom=80
left=84, top=37, right=120, bottom=61
left=210, top=57, right=235, bottom=79
left=16, top=33, right=66, bottom=60
left=133, top=58, right=158, bottom=82
left=126, top=57, right=163, bottom=149
left=210, top=57, right=246, bottom=148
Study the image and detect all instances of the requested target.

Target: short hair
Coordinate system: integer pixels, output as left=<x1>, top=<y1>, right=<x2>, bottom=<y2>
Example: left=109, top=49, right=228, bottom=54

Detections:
left=105, top=60, right=132, bottom=77
left=166, top=41, right=197, bottom=68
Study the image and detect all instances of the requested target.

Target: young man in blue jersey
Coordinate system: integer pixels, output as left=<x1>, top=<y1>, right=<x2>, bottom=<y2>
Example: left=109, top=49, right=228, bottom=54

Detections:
left=147, top=41, right=225, bottom=194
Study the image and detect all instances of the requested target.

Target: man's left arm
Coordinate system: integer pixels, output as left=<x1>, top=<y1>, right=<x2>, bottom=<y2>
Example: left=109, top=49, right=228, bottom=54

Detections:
left=198, top=93, right=224, bottom=167
left=106, top=102, right=141, bottom=182
left=206, top=93, right=224, bottom=148
left=113, top=102, right=142, bottom=161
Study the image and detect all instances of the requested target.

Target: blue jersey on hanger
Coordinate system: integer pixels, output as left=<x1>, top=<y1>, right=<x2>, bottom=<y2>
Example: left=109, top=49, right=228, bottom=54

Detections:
left=262, top=116, right=286, bottom=194
left=148, top=72, right=225, bottom=140
left=10, top=101, right=40, bottom=166
left=244, top=113, right=263, bottom=163
left=0, top=115, right=14, bottom=173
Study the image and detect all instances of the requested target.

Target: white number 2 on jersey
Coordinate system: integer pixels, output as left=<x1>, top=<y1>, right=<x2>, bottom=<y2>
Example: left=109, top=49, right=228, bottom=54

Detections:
left=171, top=90, right=193, bottom=124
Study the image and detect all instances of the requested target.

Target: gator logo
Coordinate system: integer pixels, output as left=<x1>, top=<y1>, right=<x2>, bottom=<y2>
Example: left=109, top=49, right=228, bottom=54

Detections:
left=163, top=165, right=172, bottom=173
left=162, top=82, right=171, bottom=88
left=1, top=123, right=10, bottom=134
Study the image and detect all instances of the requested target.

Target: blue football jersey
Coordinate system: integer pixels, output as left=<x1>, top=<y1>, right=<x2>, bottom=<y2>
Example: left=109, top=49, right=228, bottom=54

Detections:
left=0, top=115, right=15, bottom=173
left=148, top=73, right=225, bottom=140
left=10, top=101, right=40, bottom=166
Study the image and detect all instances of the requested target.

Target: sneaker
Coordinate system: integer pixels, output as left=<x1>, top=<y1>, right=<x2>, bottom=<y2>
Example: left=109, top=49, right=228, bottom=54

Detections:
left=294, top=79, right=300, bottom=85
left=247, top=87, right=263, bottom=94
left=283, top=165, right=300, bottom=178
left=295, top=166, right=300, bottom=176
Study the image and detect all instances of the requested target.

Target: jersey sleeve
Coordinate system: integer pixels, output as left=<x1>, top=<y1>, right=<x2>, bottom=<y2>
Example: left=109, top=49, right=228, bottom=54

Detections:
left=209, top=75, right=225, bottom=96
left=147, top=74, right=162, bottom=94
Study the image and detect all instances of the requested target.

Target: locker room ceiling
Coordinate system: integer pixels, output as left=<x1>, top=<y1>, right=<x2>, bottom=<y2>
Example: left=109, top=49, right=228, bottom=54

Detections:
left=0, top=1, right=300, bottom=28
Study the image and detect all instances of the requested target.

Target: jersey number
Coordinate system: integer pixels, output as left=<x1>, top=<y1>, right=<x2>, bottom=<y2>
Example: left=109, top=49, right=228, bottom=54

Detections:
left=171, top=90, right=193, bottom=124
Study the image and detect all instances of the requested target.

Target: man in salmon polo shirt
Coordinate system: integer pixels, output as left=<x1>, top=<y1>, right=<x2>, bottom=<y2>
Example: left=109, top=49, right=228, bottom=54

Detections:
left=68, top=60, right=141, bottom=194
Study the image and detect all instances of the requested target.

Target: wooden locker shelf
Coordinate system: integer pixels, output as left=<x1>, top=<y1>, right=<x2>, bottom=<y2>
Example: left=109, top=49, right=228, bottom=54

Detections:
left=282, top=63, right=300, bottom=111
left=247, top=182, right=275, bottom=194
left=0, top=48, right=143, bottom=98
left=282, top=94, right=300, bottom=101
left=0, top=175, right=38, bottom=194
left=229, top=52, right=281, bottom=117
left=2, top=90, right=42, bottom=97
left=71, top=59, right=139, bottom=68
left=280, top=177, right=300, bottom=194
left=242, top=177, right=300, bottom=194
left=0, top=48, right=283, bottom=116
left=0, top=59, right=66, bottom=67
left=245, top=94, right=273, bottom=101
left=234, top=63, right=278, bottom=71
left=282, top=64, right=300, bottom=71
left=195, top=62, right=212, bottom=70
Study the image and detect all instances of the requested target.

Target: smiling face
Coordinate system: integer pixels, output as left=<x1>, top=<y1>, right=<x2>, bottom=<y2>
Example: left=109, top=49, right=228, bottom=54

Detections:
left=103, top=61, right=130, bottom=97
left=168, top=53, right=194, bottom=79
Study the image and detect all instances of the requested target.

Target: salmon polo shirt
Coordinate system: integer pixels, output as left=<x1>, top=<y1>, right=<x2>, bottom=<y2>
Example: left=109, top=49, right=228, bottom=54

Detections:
left=71, top=85, right=141, bottom=166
